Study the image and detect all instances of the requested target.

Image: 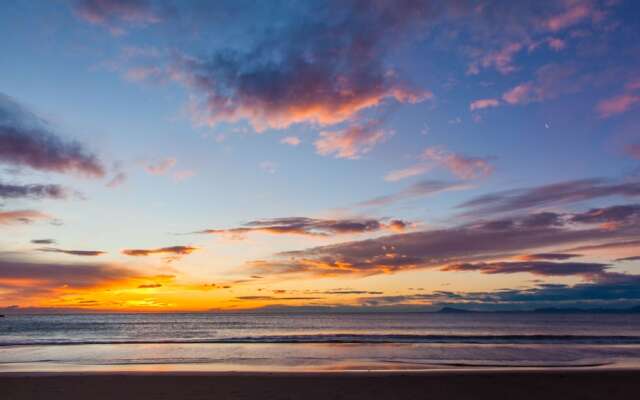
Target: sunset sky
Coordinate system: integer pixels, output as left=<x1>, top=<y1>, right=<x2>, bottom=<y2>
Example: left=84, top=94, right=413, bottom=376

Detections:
left=1, top=0, right=640, bottom=312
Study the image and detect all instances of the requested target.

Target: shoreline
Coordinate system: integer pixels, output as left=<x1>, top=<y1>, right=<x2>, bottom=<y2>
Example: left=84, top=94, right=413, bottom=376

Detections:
left=2, top=365, right=640, bottom=375
left=3, top=369, right=640, bottom=400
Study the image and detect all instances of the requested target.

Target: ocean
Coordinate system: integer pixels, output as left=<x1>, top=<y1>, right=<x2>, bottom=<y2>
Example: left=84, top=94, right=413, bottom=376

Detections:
left=2, top=313, right=640, bottom=372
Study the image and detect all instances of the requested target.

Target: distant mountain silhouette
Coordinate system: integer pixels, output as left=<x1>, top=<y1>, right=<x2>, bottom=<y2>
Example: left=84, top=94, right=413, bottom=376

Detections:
left=532, top=306, right=640, bottom=314
left=436, top=307, right=476, bottom=313
left=435, top=306, right=640, bottom=314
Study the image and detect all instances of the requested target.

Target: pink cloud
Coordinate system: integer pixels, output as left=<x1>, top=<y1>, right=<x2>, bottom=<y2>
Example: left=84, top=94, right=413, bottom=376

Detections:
left=422, top=147, right=494, bottom=180
left=315, top=121, right=391, bottom=160
left=106, top=172, right=127, bottom=188
left=187, top=80, right=430, bottom=133
left=0, top=210, right=50, bottom=225
left=502, top=83, right=535, bottom=105
left=547, top=37, right=566, bottom=51
left=259, top=161, right=277, bottom=174
left=625, top=79, right=640, bottom=91
left=625, top=144, right=640, bottom=159
left=502, top=64, right=580, bottom=106
left=384, top=164, right=432, bottom=182
left=145, top=158, right=176, bottom=175
left=467, top=42, right=523, bottom=75
left=470, top=98, right=500, bottom=111
left=124, top=66, right=162, bottom=82
left=280, top=136, right=301, bottom=146
left=596, top=94, right=640, bottom=118
left=544, top=2, right=593, bottom=32
left=73, top=0, right=161, bottom=35
left=172, top=170, right=195, bottom=182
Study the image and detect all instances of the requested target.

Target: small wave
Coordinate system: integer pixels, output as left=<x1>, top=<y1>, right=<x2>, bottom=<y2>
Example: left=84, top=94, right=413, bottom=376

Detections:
left=2, top=334, right=640, bottom=346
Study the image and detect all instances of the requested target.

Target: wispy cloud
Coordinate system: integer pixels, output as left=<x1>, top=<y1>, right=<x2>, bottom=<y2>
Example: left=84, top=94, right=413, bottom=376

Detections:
left=469, top=98, right=500, bottom=111
left=259, top=161, right=277, bottom=174
left=467, top=42, right=523, bottom=75
left=441, top=260, right=609, bottom=280
left=0, top=210, right=50, bottom=225
left=501, top=64, right=581, bottom=106
left=280, top=136, right=301, bottom=146
left=543, top=1, right=594, bottom=32
left=72, top=0, right=163, bottom=35
left=384, top=164, right=432, bottom=182
left=383, top=147, right=492, bottom=183
left=106, top=171, right=127, bottom=188
left=31, top=239, right=56, bottom=245
left=459, top=178, right=640, bottom=216
left=314, top=121, right=391, bottom=159
left=36, top=247, right=106, bottom=257
left=144, top=157, right=176, bottom=175
left=422, top=147, right=494, bottom=180
left=121, top=245, right=198, bottom=258
left=596, top=93, right=639, bottom=118
left=357, top=180, right=467, bottom=208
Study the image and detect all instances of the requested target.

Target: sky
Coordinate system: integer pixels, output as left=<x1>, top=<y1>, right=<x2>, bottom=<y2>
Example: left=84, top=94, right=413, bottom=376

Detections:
left=1, top=0, right=640, bottom=312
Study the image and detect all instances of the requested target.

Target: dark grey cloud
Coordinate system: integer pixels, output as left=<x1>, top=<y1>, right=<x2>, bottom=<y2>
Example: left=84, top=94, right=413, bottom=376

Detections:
left=320, top=289, right=384, bottom=295
left=355, top=274, right=640, bottom=310
left=138, top=283, right=162, bottom=288
left=615, top=256, right=640, bottom=262
left=195, top=217, right=408, bottom=238
left=122, top=245, right=198, bottom=257
left=440, top=261, right=610, bottom=280
left=571, top=204, right=640, bottom=225
left=235, top=296, right=324, bottom=301
left=0, top=182, right=72, bottom=200
left=516, top=253, right=581, bottom=261
left=458, top=178, right=640, bottom=216
left=31, top=239, right=56, bottom=245
left=36, top=247, right=106, bottom=257
left=0, top=93, right=105, bottom=177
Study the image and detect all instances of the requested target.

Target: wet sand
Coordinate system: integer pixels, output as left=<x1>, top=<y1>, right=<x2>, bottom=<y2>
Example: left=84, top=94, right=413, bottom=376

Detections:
left=3, top=369, right=640, bottom=400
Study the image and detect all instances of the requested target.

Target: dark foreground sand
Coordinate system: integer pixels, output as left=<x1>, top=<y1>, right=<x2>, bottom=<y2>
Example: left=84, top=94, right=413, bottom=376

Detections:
left=3, top=370, right=640, bottom=400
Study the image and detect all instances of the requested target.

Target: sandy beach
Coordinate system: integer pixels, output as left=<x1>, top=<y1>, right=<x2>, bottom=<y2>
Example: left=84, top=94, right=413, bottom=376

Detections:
left=3, top=369, right=640, bottom=400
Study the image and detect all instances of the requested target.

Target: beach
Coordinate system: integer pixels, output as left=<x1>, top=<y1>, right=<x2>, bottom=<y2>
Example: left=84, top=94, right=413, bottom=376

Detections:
left=3, top=370, right=640, bottom=400
left=3, top=314, right=640, bottom=398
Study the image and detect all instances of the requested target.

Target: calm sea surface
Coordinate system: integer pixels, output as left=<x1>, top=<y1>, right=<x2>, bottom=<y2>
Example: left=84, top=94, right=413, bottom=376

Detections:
left=1, top=313, right=640, bottom=371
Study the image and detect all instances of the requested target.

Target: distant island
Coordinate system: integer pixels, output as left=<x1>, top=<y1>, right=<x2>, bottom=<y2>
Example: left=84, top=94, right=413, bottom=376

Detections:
left=437, top=306, right=640, bottom=314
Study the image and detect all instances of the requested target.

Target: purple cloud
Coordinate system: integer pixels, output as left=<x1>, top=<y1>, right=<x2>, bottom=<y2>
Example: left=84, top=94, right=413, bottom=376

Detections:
left=195, top=216, right=408, bottom=239
left=246, top=204, right=640, bottom=277
left=0, top=183, right=72, bottom=200
left=314, top=121, right=391, bottom=159
left=441, top=261, right=609, bottom=280
left=459, top=178, right=640, bottom=216
left=72, top=0, right=163, bottom=34
left=357, top=180, right=467, bottom=208
left=0, top=93, right=105, bottom=178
